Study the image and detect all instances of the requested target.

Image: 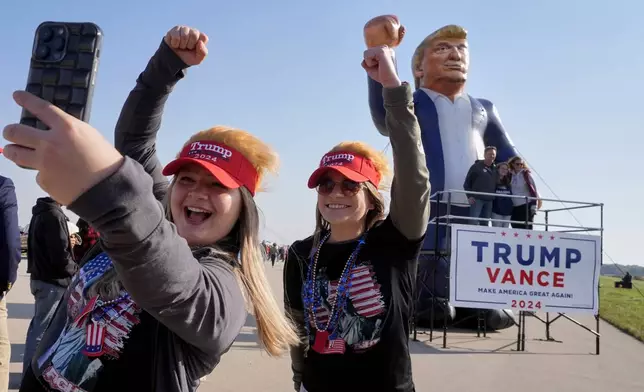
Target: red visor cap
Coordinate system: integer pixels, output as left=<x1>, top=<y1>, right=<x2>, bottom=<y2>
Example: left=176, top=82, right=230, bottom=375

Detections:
left=307, top=151, right=381, bottom=189
left=162, top=140, right=260, bottom=196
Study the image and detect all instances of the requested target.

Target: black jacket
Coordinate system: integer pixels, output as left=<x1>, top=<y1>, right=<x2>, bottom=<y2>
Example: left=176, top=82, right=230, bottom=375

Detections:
left=0, top=176, right=21, bottom=293
left=26, top=197, right=78, bottom=287
left=463, top=160, right=497, bottom=201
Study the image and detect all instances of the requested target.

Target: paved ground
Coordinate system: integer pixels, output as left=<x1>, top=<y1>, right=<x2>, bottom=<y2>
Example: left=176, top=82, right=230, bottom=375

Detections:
left=6, top=259, right=644, bottom=391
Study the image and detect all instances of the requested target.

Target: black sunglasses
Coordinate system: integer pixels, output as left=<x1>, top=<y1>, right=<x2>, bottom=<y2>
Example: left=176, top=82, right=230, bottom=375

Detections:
left=316, top=177, right=362, bottom=196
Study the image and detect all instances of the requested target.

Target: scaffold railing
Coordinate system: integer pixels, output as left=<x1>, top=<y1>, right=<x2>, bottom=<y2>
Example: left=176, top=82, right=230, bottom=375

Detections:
left=411, top=189, right=604, bottom=354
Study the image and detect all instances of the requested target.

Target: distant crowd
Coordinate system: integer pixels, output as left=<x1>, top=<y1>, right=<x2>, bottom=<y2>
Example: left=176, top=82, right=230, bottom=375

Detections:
left=261, top=241, right=289, bottom=267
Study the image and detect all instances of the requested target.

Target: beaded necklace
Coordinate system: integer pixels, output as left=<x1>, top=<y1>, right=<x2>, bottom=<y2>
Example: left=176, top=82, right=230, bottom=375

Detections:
left=303, top=231, right=367, bottom=352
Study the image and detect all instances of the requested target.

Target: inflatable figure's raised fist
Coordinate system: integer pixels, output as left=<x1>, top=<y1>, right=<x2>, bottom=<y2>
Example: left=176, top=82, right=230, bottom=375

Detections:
left=164, top=25, right=209, bottom=66
left=363, top=15, right=405, bottom=49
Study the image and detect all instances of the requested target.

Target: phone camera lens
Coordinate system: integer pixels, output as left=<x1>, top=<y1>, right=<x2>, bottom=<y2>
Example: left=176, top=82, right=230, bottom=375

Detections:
left=52, top=37, right=65, bottom=51
left=40, top=28, right=53, bottom=42
left=35, top=46, right=50, bottom=59
left=53, top=27, right=65, bottom=36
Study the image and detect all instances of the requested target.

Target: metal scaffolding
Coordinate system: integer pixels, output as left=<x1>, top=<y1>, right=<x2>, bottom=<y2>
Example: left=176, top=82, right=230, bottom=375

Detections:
left=411, top=189, right=604, bottom=354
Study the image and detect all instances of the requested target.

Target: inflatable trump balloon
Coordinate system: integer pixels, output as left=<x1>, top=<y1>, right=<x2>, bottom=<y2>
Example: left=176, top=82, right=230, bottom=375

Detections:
left=364, top=15, right=517, bottom=330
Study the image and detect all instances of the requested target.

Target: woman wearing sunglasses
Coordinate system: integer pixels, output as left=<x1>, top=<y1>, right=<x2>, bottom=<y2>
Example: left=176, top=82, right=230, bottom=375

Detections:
left=283, top=45, right=430, bottom=392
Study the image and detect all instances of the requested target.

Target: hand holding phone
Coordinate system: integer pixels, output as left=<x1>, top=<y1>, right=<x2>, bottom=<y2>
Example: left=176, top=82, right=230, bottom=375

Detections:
left=4, top=91, right=124, bottom=206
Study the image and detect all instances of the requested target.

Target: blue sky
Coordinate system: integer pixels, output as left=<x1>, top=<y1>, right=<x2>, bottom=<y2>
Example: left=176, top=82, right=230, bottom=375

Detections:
left=0, top=0, right=642, bottom=266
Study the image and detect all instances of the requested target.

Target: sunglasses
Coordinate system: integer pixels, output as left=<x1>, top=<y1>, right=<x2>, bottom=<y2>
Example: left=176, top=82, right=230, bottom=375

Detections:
left=316, top=177, right=362, bottom=196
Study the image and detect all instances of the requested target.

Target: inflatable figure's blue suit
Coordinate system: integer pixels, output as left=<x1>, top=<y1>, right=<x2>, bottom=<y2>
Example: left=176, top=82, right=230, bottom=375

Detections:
left=364, top=16, right=517, bottom=329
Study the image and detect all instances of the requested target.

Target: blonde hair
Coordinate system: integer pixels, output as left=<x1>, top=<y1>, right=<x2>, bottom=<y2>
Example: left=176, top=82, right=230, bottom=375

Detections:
left=328, top=141, right=391, bottom=187
left=172, top=126, right=299, bottom=356
left=92, top=126, right=299, bottom=357
left=412, top=24, right=467, bottom=89
left=311, top=141, right=390, bottom=253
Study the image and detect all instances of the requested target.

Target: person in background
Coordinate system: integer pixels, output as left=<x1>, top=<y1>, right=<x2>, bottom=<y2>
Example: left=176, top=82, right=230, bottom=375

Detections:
left=22, top=196, right=78, bottom=377
left=72, top=218, right=99, bottom=262
left=463, top=146, right=498, bottom=226
left=0, top=164, right=22, bottom=392
left=507, top=156, right=541, bottom=229
left=491, top=162, right=513, bottom=227
left=259, top=241, right=268, bottom=261
left=621, top=272, right=633, bottom=289
left=66, top=222, right=81, bottom=260
left=270, top=243, right=278, bottom=267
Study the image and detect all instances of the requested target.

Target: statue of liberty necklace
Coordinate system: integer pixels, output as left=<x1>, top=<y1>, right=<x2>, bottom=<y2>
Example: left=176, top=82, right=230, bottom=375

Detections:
left=303, top=232, right=367, bottom=354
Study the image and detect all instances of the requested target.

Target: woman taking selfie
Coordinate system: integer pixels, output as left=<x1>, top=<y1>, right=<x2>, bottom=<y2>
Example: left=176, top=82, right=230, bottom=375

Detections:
left=283, top=45, right=430, bottom=392
left=9, top=25, right=297, bottom=392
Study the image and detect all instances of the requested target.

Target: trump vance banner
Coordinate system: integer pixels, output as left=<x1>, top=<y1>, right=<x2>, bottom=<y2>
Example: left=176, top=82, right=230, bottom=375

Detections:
left=449, top=224, right=601, bottom=314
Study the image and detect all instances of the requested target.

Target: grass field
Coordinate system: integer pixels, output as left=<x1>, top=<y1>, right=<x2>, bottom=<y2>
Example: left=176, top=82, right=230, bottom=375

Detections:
left=599, top=276, right=644, bottom=342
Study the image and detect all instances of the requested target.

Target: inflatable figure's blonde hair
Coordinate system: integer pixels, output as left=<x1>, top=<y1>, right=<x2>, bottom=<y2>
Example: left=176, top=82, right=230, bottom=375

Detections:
left=412, top=25, right=468, bottom=88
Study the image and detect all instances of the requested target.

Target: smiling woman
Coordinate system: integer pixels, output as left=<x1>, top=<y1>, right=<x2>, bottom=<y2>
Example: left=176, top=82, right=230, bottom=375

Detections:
left=16, top=25, right=299, bottom=392
left=307, top=142, right=390, bottom=244
left=161, top=127, right=275, bottom=247
left=283, top=44, right=430, bottom=392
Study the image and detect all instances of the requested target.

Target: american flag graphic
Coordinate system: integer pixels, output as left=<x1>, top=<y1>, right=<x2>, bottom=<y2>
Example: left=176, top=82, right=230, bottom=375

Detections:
left=67, top=253, right=112, bottom=323
left=83, top=321, right=106, bottom=357
left=98, top=298, right=141, bottom=359
left=324, top=338, right=346, bottom=354
left=82, top=253, right=113, bottom=283
left=73, top=296, right=98, bottom=327
left=64, top=252, right=142, bottom=360
left=312, top=264, right=385, bottom=325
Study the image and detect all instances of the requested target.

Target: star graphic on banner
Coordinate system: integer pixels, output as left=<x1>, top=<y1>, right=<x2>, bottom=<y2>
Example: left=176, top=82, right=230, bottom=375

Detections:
left=501, top=232, right=507, bottom=236
left=538, top=234, right=543, bottom=239
left=514, top=232, right=519, bottom=237
left=526, top=234, right=532, bottom=238
left=550, top=235, right=555, bottom=240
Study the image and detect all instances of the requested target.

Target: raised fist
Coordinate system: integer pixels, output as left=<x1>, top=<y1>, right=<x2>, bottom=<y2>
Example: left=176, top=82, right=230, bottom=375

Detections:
left=363, top=15, right=405, bottom=49
left=362, top=46, right=401, bottom=88
left=164, top=25, right=209, bottom=66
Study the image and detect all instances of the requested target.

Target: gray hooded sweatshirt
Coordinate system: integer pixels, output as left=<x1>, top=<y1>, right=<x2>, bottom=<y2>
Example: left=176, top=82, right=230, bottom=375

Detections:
left=22, top=40, right=247, bottom=392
